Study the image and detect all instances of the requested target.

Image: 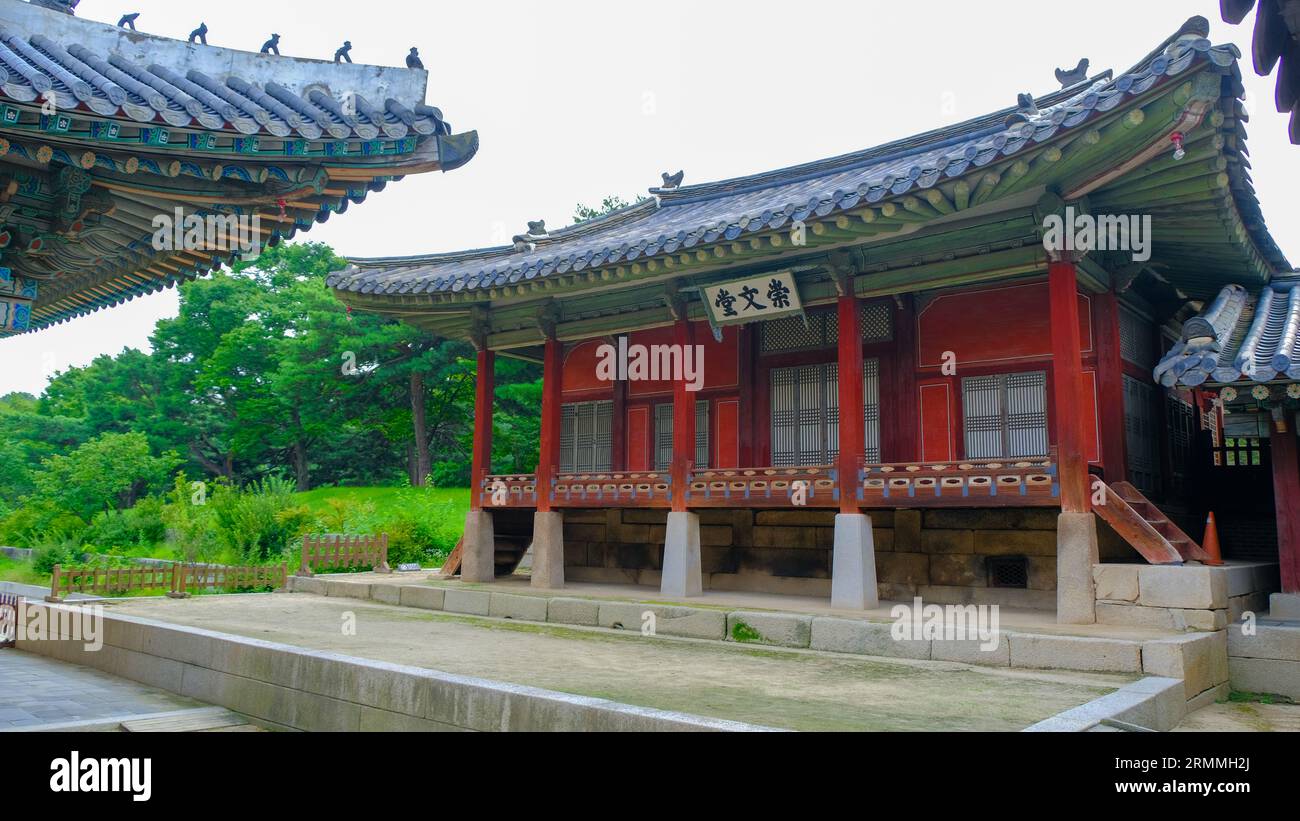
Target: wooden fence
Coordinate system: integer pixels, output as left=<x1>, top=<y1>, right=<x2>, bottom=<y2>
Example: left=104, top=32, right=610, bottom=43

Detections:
left=46, top=562, right=288, bottom=602
left=298, top=534, right=390, bottom=576
left=172, top=563, right=288, bottom=598
left=47, top=563, right=174, bottom=601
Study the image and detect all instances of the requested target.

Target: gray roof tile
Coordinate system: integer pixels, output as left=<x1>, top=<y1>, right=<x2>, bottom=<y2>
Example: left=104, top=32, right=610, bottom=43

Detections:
left=1155, top=279, right=1300, bottom=386
left=0, top=21, right=446, bottom=141
left=331, top=21, right=1274, bottom=299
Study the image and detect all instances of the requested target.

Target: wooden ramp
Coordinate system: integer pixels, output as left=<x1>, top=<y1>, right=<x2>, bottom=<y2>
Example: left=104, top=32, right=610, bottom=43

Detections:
left=1094, top=481, right=1208, bottom=565
left=120, top=706, right=253, bottom=733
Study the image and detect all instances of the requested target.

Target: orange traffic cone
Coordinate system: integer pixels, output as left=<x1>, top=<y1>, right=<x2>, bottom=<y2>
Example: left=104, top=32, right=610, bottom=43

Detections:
left=1201, top=511, right=1224, bottom=566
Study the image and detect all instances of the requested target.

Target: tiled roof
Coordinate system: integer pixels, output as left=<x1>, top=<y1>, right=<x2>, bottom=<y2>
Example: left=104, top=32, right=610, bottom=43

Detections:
left=1154, top=278, right=1300, bottom=386
left=0, top=1, right=475, bottom=335
left=0, top=11, right=447, bottom=140
left=329, top=16, right=1272, bottom=300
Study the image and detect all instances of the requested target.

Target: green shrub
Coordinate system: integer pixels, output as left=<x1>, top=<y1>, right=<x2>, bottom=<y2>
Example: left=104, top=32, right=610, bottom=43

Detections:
left=161, top=474, right=221, bottom=563
left=84, top=496, right=167, bottom=550
left=0, top=501, right=88, bottom=548
left=31, top=540, right=78, bottom=575
left=429, top=460, right=468, bottom=489
left=210, top=476, right=311, bottom=563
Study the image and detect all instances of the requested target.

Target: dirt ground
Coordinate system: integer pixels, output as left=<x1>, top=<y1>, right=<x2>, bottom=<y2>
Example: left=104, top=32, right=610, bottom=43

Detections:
left=106, top=593, right=1130, bottom=731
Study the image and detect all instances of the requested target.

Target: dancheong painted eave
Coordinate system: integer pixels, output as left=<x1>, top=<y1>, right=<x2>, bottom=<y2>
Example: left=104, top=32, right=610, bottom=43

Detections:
left=0, top=0, right=479, bottom=336
left=329, top=14, right=1290, bottom=346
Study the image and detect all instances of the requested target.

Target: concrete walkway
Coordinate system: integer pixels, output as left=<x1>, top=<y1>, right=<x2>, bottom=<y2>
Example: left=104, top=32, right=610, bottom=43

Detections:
left=105, top=594, right=1132, bottom=731
left=0, top=647, right=202, bottom=729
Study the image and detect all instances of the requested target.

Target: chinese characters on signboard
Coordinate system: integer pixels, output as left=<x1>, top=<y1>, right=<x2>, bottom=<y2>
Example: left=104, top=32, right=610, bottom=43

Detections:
left=701, top=270, right=803, bottom=328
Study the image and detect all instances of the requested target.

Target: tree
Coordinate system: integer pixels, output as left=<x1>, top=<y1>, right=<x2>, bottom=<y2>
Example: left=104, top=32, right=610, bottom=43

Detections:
left=573, top=194, right=648, bottom=224
left=31, top=432, right=179, bottom=520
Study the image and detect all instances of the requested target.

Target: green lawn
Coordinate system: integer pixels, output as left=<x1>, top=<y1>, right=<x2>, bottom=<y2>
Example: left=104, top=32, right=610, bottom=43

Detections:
left=0, top=555, right=46, bottom=586
left=293, top=486, right=470, bottom=521
left=0, top=486, right=471, bottom=587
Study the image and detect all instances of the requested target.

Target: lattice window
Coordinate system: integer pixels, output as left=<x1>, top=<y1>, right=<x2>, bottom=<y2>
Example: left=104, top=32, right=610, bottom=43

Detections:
left=860, top=302, right=893, bottom=342
left=864, top=358, right=881, bottom=463
left=987, top=556, right=1028, bottom=588
left=961, top=371, right=1048, bottom=460
left=770, top=360, right=881, bottom=466
left=1166, top=394, right=1195, bottom=497
left=1123, top=375, right=1159, bottom=494
left=761, top=313, right=828, bottom=352
left=653, top=401, right=710, bottom=471
left=1220, top=437, right=1264, bottom=467
left=559, top=401, right=612, bottom=473
left=1120, top=306, right=1158, bottom=368
left=760, top=303, right=892, bottom=353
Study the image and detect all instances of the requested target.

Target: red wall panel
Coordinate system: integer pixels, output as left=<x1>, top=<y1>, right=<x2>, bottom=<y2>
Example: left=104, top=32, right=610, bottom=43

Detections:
left=917, top=282, right=1093, bottom=369
left=561, top=340, right=615, bottom=396
left=627, top=322, right=738, bottom=396
left=918, top=381, right=956, bottom=462
left=716, top=399, right=740, bottom=469
left=626, top=406, right=650, bottom=471
left=1082, top=369, right=1101, bottom=465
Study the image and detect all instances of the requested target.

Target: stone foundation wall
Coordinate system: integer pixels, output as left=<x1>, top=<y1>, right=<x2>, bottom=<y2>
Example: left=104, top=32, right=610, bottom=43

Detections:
left=1092, top=561, right=1279, bottom=632
left=558, top=507, right=1074, bottom=608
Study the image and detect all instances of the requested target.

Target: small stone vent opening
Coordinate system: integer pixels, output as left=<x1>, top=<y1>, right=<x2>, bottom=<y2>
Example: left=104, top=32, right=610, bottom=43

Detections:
left=987, top=556, right=1028, bottom=589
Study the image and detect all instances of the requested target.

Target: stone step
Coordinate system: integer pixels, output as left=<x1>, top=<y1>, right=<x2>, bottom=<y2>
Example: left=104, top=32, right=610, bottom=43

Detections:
left=1228, top=623, right=1300, bottom=661
left=1227, top=623, right=1300, bottom=701
left=121, top=706, right=249, bottom=733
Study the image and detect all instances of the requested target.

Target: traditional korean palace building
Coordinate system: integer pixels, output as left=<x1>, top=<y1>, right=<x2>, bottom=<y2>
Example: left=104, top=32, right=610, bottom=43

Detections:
left=330, top=16, right=1297, bottom=622
left=0, top=0, right=477, bottom=335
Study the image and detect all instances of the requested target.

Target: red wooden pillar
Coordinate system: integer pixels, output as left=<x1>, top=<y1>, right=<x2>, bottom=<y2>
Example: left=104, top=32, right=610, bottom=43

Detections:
left=1271, top=416, right=1300, bottom=594
left=611, top=343, right=628, bottom=472
left=1094, top=290, right=1128, bottom=482
left=837, top=293, right=865, bottom=513
left=670, top=318, right=696, bottom=512
left=737, top=325, right=755, bottom=468
left=893, top=294, right=920, bottom=462
left=536, top=335, right=563, bottom=513
left=1048, top=258, right=1090, bottom=513
left=469, top=348, right=495, bottom=511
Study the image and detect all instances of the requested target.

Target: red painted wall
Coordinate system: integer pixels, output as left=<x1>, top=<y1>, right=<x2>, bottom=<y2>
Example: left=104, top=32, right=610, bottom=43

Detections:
left=918, top=380, right=956, bottom=462
left=917, top=282, right=1092, bottom=369
left=554, top=278, right=1117, bottom=472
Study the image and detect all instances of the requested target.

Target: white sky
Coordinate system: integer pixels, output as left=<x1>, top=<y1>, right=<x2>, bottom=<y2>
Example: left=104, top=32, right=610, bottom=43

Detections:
left=2, top=0, right=1296, bottom=396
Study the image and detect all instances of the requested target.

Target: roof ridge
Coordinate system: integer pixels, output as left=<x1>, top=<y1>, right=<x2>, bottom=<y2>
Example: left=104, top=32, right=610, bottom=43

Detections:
left=348, top=197, right=661, bottom=267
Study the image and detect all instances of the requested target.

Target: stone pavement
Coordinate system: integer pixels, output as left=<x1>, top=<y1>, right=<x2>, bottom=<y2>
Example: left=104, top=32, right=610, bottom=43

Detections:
left=0, top=647, right=201, bottom=729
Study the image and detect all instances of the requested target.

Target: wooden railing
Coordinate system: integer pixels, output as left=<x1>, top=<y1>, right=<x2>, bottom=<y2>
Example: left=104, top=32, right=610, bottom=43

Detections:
left=173, top=563, right=289, bottom=597
left=298, top=534, right=390, bottom=575
left=46, top=563, right=174, bottom=601
left=477, top=473, right=538, bottom=508
left=46, top=562, right=289, bottom=602
left=687, top=466, right=839, bottom=507
left=861, top=450, right=1059, bottom=507
left=474, top=452, right=1060, bottom=510
left=479, top=471, right=674, bottom=508
left=552, top=472, right=672, bottom=506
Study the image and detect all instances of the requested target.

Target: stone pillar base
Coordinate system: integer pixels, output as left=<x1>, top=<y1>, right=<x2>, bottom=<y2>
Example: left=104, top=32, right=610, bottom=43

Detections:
left=531, top=511, right=565, bottom=590
left=1270, top=592, right=1300, bottom=621
left=661, top=512, right=702, bottom=597
left=1057, top=512, right=1099, bottom=624
left=461, top=510, right=496, bottom=583
left=831, top=513, right=879, bottom=610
